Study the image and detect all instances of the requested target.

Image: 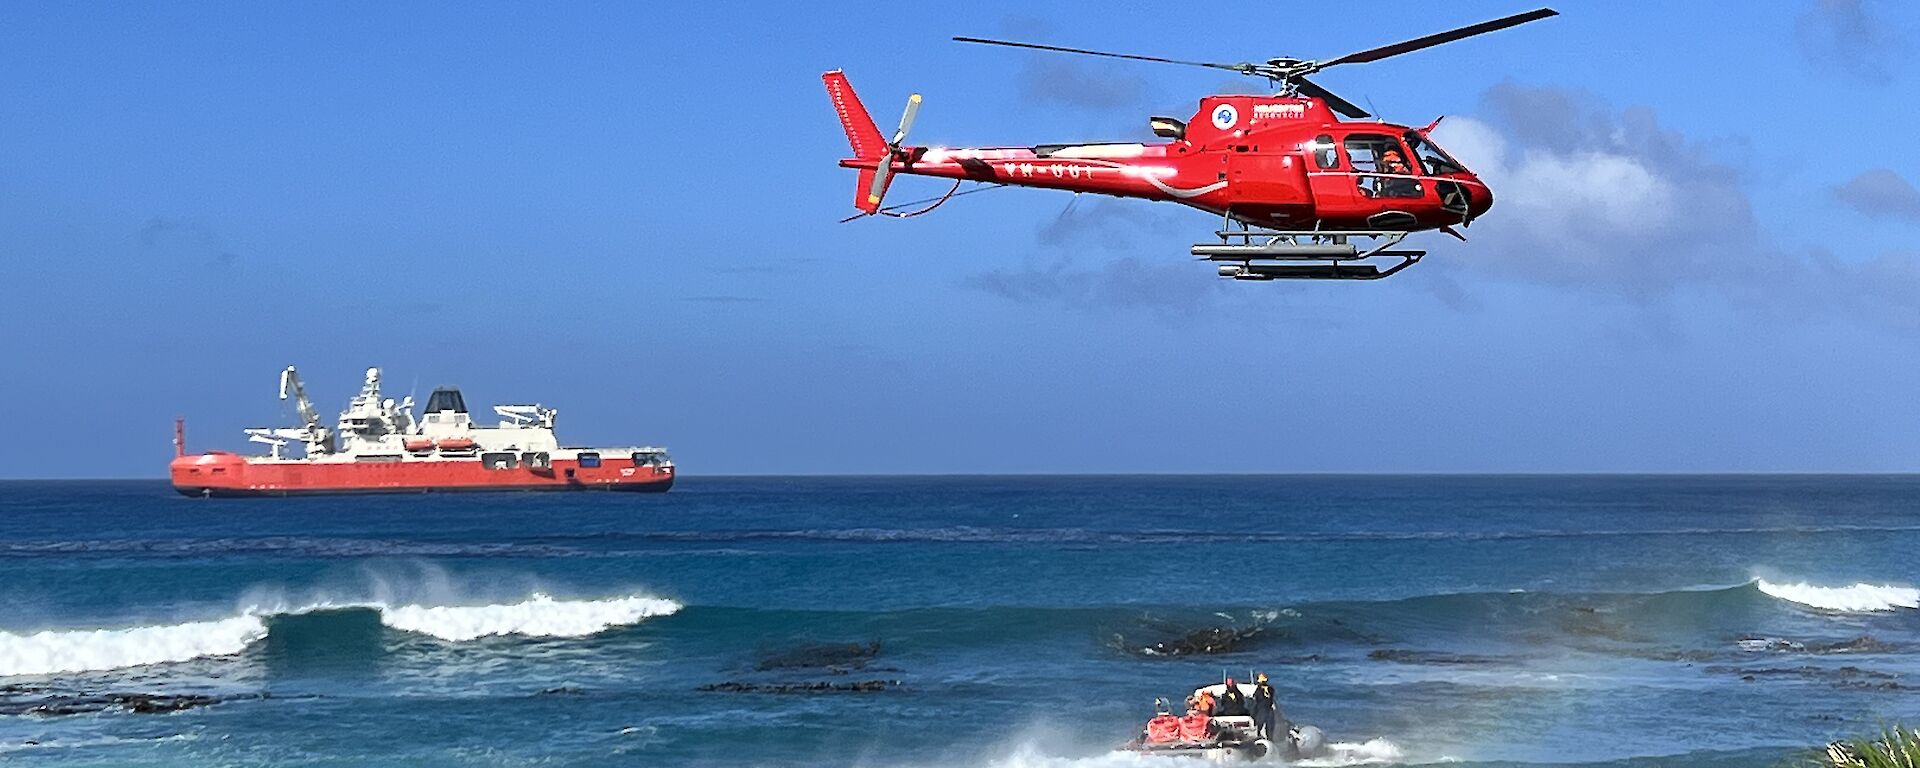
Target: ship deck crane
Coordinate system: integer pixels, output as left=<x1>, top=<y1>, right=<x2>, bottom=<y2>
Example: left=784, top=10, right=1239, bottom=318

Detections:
left=278, top=365, right=335, bottom=454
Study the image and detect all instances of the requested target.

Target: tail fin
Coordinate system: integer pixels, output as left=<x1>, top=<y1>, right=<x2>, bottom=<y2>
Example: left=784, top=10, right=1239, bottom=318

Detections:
left=852, top=167, right=888, bottom=215
left=824, top=70, right=886, bottom=161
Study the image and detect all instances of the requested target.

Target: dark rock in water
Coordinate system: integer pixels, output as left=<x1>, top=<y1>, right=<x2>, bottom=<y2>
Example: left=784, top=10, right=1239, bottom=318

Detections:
left=698, top=679, right=898, bottom=694
left=1808, top=636, right=1894, bottom=654
left=0, top=691, right=238, bottom=717
left=1735, top=635, right=1892, bottom=654
left=755, top=641, right=882, bottom=671
left=1121, top=624, right=1269, bottom=657
left=1705, top=664, right=1907, bottom=690
left=1367, top=649, right=1507, bottom=666
left=1636, top=648, right=1719, bottom=663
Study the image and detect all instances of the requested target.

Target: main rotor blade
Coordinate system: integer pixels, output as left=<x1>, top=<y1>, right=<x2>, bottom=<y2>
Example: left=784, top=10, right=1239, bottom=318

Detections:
left=952, top=36, right=1256, bottom=75
left=892, top=93, right=921, bottom=147
left=1318, top=8, right=1558, bottom=67
left=1293, top=77, right=1369, bottom=119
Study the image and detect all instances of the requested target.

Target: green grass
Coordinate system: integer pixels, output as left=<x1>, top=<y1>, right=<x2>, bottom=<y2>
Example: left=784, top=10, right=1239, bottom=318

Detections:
left=1809, top=726, right=1920, bottom=768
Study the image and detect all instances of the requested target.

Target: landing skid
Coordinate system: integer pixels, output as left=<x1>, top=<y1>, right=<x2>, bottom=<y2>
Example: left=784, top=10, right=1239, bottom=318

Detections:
left=1194, top=224, right=1424, bottom=281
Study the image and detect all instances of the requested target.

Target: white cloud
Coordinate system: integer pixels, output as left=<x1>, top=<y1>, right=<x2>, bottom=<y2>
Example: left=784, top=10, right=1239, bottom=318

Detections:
left=1418, top=82, right=1920, bottom=327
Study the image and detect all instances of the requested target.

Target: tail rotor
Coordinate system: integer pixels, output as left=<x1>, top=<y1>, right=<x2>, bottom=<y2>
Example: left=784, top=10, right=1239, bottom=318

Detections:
left=866, top=93, right=922, bottom=212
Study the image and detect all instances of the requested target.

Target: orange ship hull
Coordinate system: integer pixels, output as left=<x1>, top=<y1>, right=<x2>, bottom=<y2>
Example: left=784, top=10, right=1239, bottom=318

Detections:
left=170, top=452, right=673, bottom=497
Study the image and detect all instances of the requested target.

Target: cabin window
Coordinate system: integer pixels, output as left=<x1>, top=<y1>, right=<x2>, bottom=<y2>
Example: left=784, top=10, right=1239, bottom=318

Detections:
left=482, top=452, right=518, bottom=470
left=578, top=452, right=601, bottom=469
left=1308, top=135, right=1339, bottom=169
left=1405, top=131, right=1464, bottom=175
left=522, top=452, right=552, bottom=470
left=1344, top=134, right=1422, bottom=199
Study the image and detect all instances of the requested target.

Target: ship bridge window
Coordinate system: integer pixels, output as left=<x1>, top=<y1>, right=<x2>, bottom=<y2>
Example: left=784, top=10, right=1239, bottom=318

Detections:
left=633, top=452, right=662, bottom=467
left=578, top=452, right=601, bottom=469
left=482, top=452, right=518, bottom=470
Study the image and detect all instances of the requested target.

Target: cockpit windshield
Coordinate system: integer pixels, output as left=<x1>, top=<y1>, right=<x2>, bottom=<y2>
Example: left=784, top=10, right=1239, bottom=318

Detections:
left=1405, top=131, right=1465, bottom=175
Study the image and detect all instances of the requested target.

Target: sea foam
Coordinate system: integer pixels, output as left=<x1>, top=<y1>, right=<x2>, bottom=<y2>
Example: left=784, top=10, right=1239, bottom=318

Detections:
left=1756, top=579, right=1919, bottom=612
left=0, top=615, right=268, bottom=678
left=0, top=593, right=680, bottom=677
left=1297, top=738, right=1411, bottom=766
left=975, top=738, right=1409, bottom=768
left=378, top=593, right=681, bottom=641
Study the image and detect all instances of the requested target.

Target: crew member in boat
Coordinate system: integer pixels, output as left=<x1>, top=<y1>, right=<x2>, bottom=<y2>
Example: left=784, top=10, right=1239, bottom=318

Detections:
left=1251, top=671, right=1290, bottom=742
left=1215, top=677, right=1249, bottom=717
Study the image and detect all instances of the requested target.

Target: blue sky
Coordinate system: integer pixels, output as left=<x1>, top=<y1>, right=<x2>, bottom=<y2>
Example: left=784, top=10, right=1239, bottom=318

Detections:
left=2, top=1, right=1917, bottom=477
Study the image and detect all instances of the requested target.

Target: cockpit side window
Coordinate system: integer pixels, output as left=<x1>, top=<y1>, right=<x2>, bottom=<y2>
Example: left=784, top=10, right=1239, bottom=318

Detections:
left=1344, top=134, right=1422, bottom=199
left=1308, top=135, right=1339, bottom=170
left=1405, top=131, right=1464, bottom=175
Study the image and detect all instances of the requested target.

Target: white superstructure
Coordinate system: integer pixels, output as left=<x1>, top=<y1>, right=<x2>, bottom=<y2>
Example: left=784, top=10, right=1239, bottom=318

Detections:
left=242, top=366, right=669, bottom=467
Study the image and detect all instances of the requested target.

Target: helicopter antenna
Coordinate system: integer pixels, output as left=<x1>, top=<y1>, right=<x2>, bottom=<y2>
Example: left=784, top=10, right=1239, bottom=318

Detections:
left=955, top=8, right=1556, bottom=120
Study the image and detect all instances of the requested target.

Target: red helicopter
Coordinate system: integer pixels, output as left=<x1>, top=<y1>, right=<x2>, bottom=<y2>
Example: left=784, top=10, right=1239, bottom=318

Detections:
left=825, top=8, right=1556, bottom=280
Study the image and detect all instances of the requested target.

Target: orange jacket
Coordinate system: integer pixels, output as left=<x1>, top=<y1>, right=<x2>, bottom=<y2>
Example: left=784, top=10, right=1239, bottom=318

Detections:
left=1179, top=712, right=1212, bottom=741
left=1146, top=714, right=1181, bottom=743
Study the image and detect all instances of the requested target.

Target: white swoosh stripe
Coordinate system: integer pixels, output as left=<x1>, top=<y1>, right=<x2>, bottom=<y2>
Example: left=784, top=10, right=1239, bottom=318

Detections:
left=1143, top=175, right=1227, bottom=198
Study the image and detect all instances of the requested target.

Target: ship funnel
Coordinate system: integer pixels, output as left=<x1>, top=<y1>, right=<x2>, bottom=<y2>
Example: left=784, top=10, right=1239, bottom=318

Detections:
left=423, top=387, right=468, bottom=414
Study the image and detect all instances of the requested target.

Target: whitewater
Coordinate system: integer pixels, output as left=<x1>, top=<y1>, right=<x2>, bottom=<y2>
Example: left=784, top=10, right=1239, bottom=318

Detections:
left=1755, top=578, right=1920, bottom=613
left=0, top=593, right=681, bottom=677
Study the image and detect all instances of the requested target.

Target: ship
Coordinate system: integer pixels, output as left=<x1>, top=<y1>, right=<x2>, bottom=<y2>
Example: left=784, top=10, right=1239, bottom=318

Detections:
left=170, top=366, right=673, bottom=496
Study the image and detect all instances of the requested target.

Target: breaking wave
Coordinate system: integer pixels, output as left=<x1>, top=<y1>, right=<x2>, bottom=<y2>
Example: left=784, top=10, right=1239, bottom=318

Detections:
left=0, top=593, right=680, bottom=677
left=378, top=593, right=681, bottom=642
left=1756, top=579, right=1919, bottom=613
left=0, top=615, right=270, bottom=678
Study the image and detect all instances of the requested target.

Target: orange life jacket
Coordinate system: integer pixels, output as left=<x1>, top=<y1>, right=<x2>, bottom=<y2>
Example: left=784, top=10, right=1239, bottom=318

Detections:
left=1146, top=714, right=1181, bottom=743
left=1179, top=712, right=1211, bottom=741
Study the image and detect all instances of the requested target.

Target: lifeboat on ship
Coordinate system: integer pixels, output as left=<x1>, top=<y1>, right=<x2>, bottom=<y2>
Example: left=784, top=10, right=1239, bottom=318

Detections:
left=403, top=437, right=435, bottom=453
left=435, top=437, right=478, bottom=452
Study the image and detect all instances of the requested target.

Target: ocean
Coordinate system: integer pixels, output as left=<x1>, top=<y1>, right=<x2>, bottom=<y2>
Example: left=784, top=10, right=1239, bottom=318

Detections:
left=0, top=476, right=1916, bottom=767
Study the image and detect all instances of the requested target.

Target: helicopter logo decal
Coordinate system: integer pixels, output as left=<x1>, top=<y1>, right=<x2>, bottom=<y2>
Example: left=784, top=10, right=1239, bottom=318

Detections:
left=1210, top=104, right=1239, bottom=129
left=1253, top=103, right=1307, bottom=120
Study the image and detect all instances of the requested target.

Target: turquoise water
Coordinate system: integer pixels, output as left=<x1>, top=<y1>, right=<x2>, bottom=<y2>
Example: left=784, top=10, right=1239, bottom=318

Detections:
left=1, top=476, right=1917, bottom=766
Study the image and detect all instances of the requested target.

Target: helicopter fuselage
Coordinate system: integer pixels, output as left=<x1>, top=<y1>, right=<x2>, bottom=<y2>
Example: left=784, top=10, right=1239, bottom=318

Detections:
left=833, top=90, right=1491, bottom=232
